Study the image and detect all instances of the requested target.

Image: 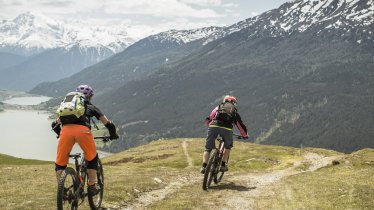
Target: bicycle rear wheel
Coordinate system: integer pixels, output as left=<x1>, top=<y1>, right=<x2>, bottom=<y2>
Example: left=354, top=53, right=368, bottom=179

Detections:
left=202, top=149, right=218, bottom=190
left=57, top=167, right=78, bottom=210
left=87, top=159, right=104, bottom=210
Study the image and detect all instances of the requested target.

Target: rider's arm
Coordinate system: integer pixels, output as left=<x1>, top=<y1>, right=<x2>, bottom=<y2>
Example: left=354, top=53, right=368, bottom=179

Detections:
left=98, top=115, right=109, bottom=124
left=51, top=118, right=62, bottom=137
left=234, top=113, right=249, bottom=138
left=98, top=115, right=119, bottom=140
left=90, top=104, right=119, bottom=139
left=204, top=106, right=218, bottom=126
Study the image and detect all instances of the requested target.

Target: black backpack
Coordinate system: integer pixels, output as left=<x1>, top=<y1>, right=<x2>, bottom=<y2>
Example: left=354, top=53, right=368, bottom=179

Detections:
left=215, top=102, right=236, bottom=123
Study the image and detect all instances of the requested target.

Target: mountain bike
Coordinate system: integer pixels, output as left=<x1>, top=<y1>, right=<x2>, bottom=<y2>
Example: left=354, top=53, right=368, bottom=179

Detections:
left=57, top=136, right=111, bottom=210
left=202, top=133, right=243, bottom=190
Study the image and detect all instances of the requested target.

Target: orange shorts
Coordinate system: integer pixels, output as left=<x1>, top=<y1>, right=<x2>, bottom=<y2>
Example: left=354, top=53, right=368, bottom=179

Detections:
left=56, top=124, right=97, bottom=166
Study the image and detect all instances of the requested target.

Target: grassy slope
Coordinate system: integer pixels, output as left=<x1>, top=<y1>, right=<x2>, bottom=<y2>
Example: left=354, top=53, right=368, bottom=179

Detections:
left=257, top=148, right=374, bottom=210
left=0, top=155, right=54, bottom=209
left=0, top=139, right=372, bottom=210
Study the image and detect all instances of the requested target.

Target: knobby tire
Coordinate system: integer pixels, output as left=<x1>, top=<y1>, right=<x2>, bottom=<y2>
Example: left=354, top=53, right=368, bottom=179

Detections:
left=202, top=149, right=218, bottom=190
left=57, top=167, right=78, bottom=210
left=87, top=159, right=104, bottom=210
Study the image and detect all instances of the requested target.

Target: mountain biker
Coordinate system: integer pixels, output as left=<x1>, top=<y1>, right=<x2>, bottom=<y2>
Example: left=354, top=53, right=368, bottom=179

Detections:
left=51, top=84, right=119, bottom=195
left=201, top=95, right=248, bottom=173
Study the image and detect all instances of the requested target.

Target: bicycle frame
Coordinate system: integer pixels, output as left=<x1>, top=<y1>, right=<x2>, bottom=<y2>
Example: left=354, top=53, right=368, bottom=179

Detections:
left=202, top=133, right=243, bottom=190
left=217, top=138, right=225, bottom=158
left=71, top=154, right=88, bottom=199
left=57, top=136, right=110, bottom=210
left=214, top=138, right=227, bottom=182
left=72, top=136, right=109, bottom=200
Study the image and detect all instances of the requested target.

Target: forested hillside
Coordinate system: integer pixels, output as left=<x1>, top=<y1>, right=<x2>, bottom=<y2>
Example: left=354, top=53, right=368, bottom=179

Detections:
left=32, top=0, right=374, bottom=153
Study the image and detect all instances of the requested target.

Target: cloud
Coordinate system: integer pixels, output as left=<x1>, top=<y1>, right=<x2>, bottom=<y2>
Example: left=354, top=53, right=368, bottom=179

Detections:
left=179, top=0, right=222, bottom=6
left=103, top=0, right=223, bottom=18
left=0, top=0, right=103, bottom=19
left=222, top=3, right=239, bottom=8
left=251, top=12, right=260, bottom=17
left=41, top=0, right=73, bottom=7
left=1, top=0, right=225, bottom=22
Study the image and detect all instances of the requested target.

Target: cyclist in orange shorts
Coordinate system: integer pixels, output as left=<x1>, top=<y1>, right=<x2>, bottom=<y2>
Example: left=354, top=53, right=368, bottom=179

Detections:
left=52, top=84, right=119, bottom=195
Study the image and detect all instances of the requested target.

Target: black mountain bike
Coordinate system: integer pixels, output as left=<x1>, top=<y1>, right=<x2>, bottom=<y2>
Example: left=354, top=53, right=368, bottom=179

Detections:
left=57, top=136, right=110, bottom=210
left=202, top=134, right=243, bottom=190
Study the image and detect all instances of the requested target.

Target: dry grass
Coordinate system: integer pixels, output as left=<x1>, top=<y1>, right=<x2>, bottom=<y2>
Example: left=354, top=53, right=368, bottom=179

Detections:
left=0, top=140, right=372, bottom=210
left=0, top=164, right=57, bottom=209
left=256, top=149, right=374, bottom=210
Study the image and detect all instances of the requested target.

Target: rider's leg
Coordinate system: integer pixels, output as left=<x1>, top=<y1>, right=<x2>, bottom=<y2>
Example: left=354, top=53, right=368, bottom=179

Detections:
left=56, top=170, right=63, bottom=180
left=220, top=129, right=233, bottom=171
left=55, top=164, right=66, bottom=182
left=201, top=127, right=218, bottom=173
left=203, top=127, right=218, bottom=164
left=86, top=155, right=99, bottom=185
left=75, top=125, right=98, bottom=185
left=203, top=151, right=210, bottom=164
left=55, top=125, right=75, bottom=182
left=222, top=148, right=231, bottom=163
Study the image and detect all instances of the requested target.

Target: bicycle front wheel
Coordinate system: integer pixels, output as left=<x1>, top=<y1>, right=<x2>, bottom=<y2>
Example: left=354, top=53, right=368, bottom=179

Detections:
left=214, top=155, right=227, bottom=184
left=87, top=159, right=104, bottom=210
left=202, top=149, right=218, bottom=190
left=57, top=167, right=78, bottom=210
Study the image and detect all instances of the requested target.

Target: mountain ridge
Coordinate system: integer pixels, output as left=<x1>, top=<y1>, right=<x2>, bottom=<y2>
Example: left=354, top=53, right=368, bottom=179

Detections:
left=93, top=0, right=374, bottom=153
left=32, top=0, right=374, bottom=153
left=0, top=12, right=137, bottom=90
left=0, top=12, right=135, bottom=56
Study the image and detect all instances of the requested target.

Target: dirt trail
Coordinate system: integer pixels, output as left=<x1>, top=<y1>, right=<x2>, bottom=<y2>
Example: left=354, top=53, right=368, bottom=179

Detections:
left=121, top=173, right=199, bottom=210
left=121, top=140, right=198, bottom=210
left=182, top=140, right=194, bottom=168
left=222, top=153, right=340, bottom=209
left=120, top=142, right=340, bottom=210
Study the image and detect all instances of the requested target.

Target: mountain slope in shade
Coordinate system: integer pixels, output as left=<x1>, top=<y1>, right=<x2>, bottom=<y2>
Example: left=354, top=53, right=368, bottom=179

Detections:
left=89, top=0, right=374, bottom=153
left=0, top=45, right=119, bottom=90
left=31, top=0, right=374, bottom=153
left=30, top=26, right=225, bottom=96
left=0, top=52, right=26, bottom=71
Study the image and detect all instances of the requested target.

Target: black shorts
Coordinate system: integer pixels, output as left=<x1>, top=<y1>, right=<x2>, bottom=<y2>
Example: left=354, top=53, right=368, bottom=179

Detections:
left=205, top=126, right=233, bottom=150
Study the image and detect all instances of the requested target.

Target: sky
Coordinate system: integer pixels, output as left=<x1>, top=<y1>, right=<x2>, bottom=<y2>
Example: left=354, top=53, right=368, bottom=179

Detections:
left=0, top=0, right=290, bottom=38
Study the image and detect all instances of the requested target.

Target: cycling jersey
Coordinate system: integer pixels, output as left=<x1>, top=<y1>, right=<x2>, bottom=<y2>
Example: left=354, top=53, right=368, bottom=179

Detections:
left=60, top=101, right=104, bottom=129
left=204, top=105, right=248, bottom=138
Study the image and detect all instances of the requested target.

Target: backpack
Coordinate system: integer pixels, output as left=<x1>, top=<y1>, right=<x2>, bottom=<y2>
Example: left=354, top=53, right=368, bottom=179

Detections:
left=56, top=92, right=87, bottom=124
left=215, top=102, right=236, bottom=123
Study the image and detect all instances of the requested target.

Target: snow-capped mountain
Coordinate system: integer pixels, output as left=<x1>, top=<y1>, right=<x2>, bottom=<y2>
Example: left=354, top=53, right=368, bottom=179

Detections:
left=30, top=0, right=374, bottom=153
left=149, top=26, right=223, bottom=45
left=226, top=0, right=373, bottom=41
left=145, top=0, right=373, bottom=50
left=0, top=12, right=139, bottom=90
left=94, top=0, right=373, bottom=152
left=0, top=12, right=135, bottom=56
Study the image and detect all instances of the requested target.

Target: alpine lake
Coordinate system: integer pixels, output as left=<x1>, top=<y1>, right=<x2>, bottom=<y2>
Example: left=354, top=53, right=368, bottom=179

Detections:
left=0, top=95, right=110, bottom=161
